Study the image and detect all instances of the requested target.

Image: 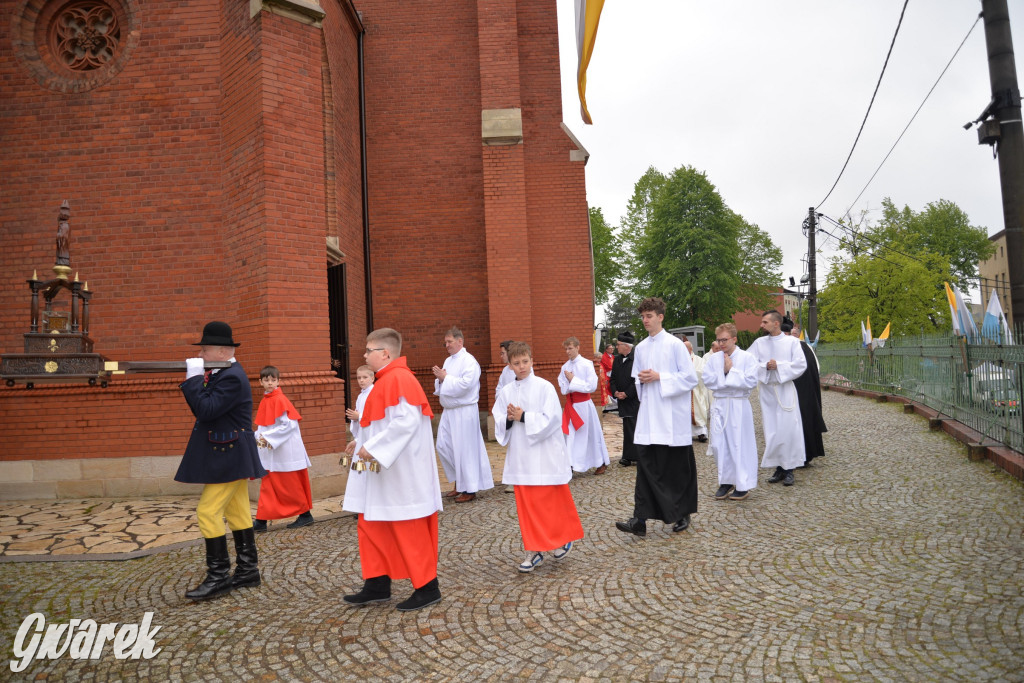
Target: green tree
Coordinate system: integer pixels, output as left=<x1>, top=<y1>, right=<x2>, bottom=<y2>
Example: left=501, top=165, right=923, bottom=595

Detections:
left=634, top=166, right=742, bottom=329
left=818, top=250, right=951, bottom=342
left=856, top=198, right=994, bottom=285
left=590, top=206, right=622, bottom=305
left=734, top=212, right=784, bottom=313
left=603, top=291, right=642, bottom=341
left=619, top=166, right=667, bottom=288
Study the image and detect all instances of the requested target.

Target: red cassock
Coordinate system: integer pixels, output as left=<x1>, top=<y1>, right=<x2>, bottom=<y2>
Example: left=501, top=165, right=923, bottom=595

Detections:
left=599, top=351, right=614, bottom=406
left=513, top=484, right=584, bottom=552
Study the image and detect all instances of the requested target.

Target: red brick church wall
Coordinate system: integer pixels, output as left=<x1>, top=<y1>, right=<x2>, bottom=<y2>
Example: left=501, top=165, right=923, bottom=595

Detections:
left=0, top=0, right=594, bottom=494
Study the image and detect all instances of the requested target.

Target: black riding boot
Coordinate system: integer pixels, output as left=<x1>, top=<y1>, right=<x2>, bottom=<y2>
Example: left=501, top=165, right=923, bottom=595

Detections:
left=343, top=575, right=391, bottom=605
left=231, top=527, right=261, bottom=588
left=185, top=535, right=233, bottom=600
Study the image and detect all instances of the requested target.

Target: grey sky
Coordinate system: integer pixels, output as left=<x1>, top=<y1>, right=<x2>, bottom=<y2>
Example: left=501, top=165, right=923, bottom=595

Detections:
left=556, top=0, right=1021, bottom=300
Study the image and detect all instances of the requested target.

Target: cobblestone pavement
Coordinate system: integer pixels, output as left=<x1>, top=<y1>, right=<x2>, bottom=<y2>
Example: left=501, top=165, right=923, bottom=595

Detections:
left=1, top=391, right=1022, bottom=681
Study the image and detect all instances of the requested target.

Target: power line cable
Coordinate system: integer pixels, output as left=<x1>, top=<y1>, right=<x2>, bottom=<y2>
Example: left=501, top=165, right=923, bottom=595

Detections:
left=841, top=13, right=982, bottom=218
left=816, top=0, right=911, bottom=209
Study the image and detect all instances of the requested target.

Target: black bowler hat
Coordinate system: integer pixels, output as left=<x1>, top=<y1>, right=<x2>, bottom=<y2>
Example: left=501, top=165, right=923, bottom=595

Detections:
left=193, top=321, right=241, bottom=347
left=616, top=330, right=635, bottom=345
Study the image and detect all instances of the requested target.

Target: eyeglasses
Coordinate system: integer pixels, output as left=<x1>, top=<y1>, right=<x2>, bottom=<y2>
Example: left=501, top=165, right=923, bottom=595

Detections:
left=715, top=338, right=735, bottom=344
left=365, top=347, right=385, bottom=354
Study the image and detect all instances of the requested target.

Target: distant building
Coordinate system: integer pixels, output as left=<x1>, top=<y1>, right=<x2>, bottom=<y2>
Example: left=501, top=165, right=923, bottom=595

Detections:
left=979, top=230, right=1013, bottom=324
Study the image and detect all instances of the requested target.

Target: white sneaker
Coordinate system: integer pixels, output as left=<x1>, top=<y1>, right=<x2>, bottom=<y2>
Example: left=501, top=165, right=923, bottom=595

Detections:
left=552, top=541, right=574, bottom=560
left=517, top=552, right=544, bottom=573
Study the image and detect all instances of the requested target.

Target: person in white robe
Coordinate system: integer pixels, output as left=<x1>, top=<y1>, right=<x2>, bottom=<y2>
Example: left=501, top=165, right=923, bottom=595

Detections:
left=344, top=365, right=375, bottom=460
left=702, top=340, right=721, bottom=458
left=432, top=327, right=494, bottom=502
left=493, top=342, right=584, bottom=572
left=557, top=337, right=610, bottom=474
left=684, top=339, right=711, bottom=443
left=495, top=340, right=517, bottom=493
left=747, top=310, right=807, bottom=487
left=343, top=328, right=443, bottom=612
left=495, top=340, right=516, bottom=400
left=702, top=323, right=759, bottom=501
left=615, top=298, right=699, bottom=538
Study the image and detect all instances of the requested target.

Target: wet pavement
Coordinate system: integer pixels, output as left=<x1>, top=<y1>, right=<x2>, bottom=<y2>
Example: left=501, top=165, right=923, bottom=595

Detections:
left=1, top=390, right=1022, bottom=681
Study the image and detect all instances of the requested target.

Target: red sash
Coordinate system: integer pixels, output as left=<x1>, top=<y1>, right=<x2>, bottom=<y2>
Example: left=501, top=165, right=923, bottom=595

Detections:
left=561, top=392, right=591, bottom=434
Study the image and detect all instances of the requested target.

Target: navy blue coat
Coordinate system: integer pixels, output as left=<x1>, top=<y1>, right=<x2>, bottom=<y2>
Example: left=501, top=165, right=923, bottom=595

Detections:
left=174, top=361, right=268, bottom=484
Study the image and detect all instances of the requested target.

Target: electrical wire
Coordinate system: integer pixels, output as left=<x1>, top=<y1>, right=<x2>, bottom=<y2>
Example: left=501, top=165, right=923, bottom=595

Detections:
left=841, top=13, right=982, bottom=219
left=816, top=0, right=911, bottom=210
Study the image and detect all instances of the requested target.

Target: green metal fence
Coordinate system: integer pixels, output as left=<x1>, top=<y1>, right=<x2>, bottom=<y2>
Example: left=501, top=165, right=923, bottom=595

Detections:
left=815, top=334, right=1024, bottom=454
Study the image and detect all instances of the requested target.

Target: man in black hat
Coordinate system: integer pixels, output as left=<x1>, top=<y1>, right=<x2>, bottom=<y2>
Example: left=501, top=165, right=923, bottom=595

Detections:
left=608, top=330, right=639, bottom=466
left=176, top=321, right=267, bottom=600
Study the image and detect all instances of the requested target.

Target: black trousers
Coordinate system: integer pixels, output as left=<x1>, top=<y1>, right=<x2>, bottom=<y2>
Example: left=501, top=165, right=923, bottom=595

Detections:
left=633, top=443, right=698, bottom=523
left=620, top=415, right=638, bottom=462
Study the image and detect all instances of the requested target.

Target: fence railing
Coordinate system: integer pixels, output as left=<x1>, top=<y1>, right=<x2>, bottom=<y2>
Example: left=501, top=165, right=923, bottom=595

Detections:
left=815, top=334, right=1024, bottom=454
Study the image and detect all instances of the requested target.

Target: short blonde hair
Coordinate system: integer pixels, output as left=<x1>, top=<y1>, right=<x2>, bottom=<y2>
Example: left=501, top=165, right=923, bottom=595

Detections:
left=356, top=364, right=373, bottom=376
left=715, top=323, right=737, bottom=337
left=367, top=328, right=402, bottom=357
left=563, top=337, right=580, bottom=348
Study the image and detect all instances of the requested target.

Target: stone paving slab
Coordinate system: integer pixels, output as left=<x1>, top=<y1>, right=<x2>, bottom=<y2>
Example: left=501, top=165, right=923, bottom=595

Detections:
left=0, top=391, right=1022, bottom=681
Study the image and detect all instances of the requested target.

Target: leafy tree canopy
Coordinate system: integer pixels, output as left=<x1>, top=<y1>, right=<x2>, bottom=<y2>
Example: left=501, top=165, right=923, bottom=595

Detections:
left=590, top=206, right=623, bottom=305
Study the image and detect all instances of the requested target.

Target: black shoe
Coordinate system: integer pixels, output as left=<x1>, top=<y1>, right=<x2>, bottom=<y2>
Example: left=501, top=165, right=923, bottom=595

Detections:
left=728, top=489, right=750, bottom=501
left=696, top=434, right=708, bottom=442
left=287, top=511, right=314, bottom=529
left=672, top=515, right=691, bottom=533
left=396, top=578, right=442, bottom=612
left=252, top=519, right=268, bottom=532
left=767, top=467, right=785, bottom=484
left=231, top=528, right=261, bottom=588
left=714, top=484, right=734, bottom=500
left=343, top=575, right=392, bottom=606
left=614, top=518, right=647, bottom=537
left=618, top=459, right=634, bottom=467
left=783, top=470, right=795, bottom=486
left=185, top=535, right=234, bottom=600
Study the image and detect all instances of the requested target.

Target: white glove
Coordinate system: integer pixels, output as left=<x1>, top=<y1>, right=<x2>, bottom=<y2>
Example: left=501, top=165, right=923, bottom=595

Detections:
left=185, top=357, right=205, bottom=379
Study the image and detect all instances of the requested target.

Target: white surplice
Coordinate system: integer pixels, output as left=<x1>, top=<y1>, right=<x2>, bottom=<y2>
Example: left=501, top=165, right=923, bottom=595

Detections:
left=434, top=347, right=494, bottom=493
left=702, top=348, right=760, bottom=492
left=495, top=365, right=515, bottom=400
left=689, top=352, right=710, bottom=438
left=748, top=333, right=807, bottom=470
left=342, top=397, right=443, bottom=522
left=493, top=372, right=572, bottom=486
left=348, top=384, right=374, bottom=445
left=256, top=412, right=312, bottom=472
left=632, top=330, right=699, bottom=446
left=557, top=355, right=610, bottom=472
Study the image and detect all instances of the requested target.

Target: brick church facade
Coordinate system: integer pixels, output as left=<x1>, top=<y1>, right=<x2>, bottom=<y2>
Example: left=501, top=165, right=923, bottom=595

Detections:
left=0, top=0, right=594, bottom=498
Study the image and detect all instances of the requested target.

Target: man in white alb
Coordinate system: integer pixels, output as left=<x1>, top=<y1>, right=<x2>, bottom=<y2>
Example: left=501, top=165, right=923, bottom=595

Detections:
left=702, top=323, right=759, bottom=501
left=614, top=297, right=699, bottom=538
left=433, top=326, right=494, bottom=503
left=558, top=337, right=611, bottom=475
left=747, top=310, right=807, bottom=487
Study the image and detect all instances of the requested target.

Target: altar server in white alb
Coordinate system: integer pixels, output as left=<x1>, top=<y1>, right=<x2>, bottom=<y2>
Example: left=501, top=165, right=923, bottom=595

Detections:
left=558, top=337, right=610, bottom=475
left=495, top=340, right=516, bottom=400
left=701, top=323, right=760, bottom=501
left=433, top=326, right=494, bottom=503
left=748, top=310, right=807, bottom=487
left=342, top=328, right=443, bottom=612
left=493, top=342, right=584, bottom=573
left=684, top=339, right=711, bottom=444
left=615, top=297, right=699, bottom=538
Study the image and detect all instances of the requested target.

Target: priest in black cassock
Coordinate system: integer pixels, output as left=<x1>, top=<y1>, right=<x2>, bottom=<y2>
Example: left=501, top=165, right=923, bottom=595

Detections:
left=784, top=319, right=827, bottom=466
left=608, top=330, right=639, bottom=467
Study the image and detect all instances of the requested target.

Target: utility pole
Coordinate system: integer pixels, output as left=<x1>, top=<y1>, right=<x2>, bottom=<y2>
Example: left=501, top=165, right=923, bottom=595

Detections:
left=806, top=207, right=818, bottom=339
left=979, top=0, right=1024, bottom=326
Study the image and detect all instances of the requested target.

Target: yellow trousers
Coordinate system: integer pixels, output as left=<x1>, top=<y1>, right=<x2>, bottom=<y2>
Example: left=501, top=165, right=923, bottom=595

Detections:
left=196, top=480, right=253, bottom=538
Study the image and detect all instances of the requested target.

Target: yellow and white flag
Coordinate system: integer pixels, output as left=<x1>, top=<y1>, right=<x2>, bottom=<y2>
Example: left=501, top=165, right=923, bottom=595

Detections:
left=575, top=0, right=605, bottom=124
